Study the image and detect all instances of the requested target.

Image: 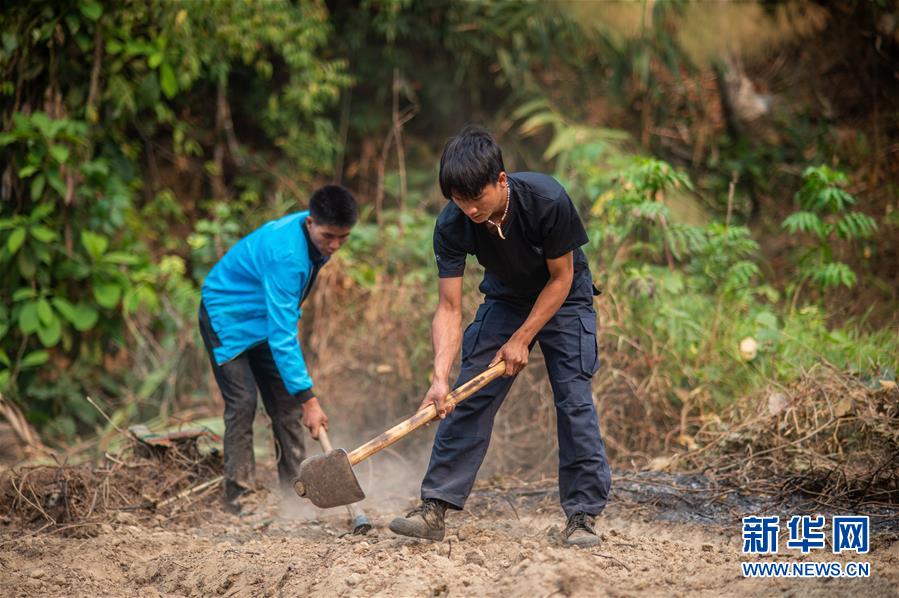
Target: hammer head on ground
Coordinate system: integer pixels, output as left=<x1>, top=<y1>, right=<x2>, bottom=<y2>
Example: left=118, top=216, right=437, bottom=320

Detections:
left=293, top=448, right=365, bottom=508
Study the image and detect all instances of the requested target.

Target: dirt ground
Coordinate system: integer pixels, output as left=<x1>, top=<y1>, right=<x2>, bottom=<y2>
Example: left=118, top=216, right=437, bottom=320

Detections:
left=1, top=468, right=896, bottom=598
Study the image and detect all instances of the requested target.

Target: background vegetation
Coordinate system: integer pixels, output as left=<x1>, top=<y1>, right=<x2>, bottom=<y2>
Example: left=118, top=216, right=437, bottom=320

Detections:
left=1, top=1, right=897, bottom=476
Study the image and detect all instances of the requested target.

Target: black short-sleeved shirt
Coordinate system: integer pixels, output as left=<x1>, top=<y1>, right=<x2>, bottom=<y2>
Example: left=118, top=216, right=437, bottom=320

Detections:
left=434, top=172, right=596, bottom=307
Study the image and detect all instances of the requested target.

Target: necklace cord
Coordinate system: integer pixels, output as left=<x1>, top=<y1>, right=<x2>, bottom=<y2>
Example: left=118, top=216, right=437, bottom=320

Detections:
left=487, top=184, right=511, bottom=240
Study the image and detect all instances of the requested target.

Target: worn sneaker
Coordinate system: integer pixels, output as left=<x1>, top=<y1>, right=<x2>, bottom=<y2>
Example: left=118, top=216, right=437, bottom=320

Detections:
left=563, top=512, right=600, bottom=548
left=388, top=499, right=447, bottom=540
left=223, top=482, right=254, bottom=516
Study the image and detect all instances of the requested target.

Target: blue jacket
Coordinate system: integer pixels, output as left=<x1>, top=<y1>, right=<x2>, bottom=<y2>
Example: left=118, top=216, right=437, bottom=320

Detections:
left=200, top=211, right=326, bottom=399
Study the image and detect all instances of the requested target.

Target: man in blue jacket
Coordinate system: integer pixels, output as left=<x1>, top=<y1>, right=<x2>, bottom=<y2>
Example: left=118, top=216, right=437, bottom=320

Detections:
left=199, top=185, right=357, bottom=513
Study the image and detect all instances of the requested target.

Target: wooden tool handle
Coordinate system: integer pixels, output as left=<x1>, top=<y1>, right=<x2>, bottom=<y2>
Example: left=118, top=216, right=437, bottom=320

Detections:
left=347, top=361, right=506, bottom=465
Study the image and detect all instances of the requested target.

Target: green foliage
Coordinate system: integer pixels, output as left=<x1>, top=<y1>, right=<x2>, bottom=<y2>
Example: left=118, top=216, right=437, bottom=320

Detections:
left=0, top=0, right=894, bottom=450
left=0, top=0, right=348, bottom=442
left=781, top=166, right=877, bottom=295
left=554, top=151, right=894, bottom=409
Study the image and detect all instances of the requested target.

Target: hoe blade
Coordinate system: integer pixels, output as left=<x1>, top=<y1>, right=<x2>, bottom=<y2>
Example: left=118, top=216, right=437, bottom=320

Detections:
left=293, top=449, right=365, bottom=508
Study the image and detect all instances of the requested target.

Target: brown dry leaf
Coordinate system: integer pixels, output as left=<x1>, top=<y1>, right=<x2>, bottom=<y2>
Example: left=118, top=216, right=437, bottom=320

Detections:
left=767, top=392, right=789, bottom=416
left=834, top=398, right=853, bottom=418
left=879, top=379, right=897, bottom=390
left=648, top=456, right=674, bottom=472
left=676, top=434, right=699, bottom=451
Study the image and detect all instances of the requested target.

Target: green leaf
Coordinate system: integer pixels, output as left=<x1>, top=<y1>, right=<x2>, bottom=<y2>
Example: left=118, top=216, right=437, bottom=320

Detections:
left=812, top=262, right=857, bottom=290
left=47, top=170, right=65, bottom=196
left=55, top=300, right=98, bottom=331
left=49, top=144, right=70, bottom=163
left=148, top=52, right=163, bottom=68
left=37, top=298, right=53, bottom=325
left=781, top=212, right=823, bottom=236
left=93, top=282, right=122, bottom=308
left=104, top=251, right=140, bottom=265
left=7, top=227, right=26, bottom=254
left=19, top=302, right=40, bottom=334
left=31, top=203, right=54, bottom=221
left=72, top=303, right=98, bottom=331
left=12, top=287, right=36, bottom=302
left=18, top=164, right=38, bottom=177
left=29, top=225, right=57, bottom=243
left=0, top=349, right=10, bottom=367
left=30, top=175, right=45, bottom=200
left=37, top=314, right=61, bottom=347
left=17, top=250, right=36, bottom=279
left=52, top=297, right=77, bottom=320
left=21, top=350, right=49, bottom=367
left=81, top=230, right=108, bottom=259
left=0, top=370, right=9, bottom=389
left=79, top=1, right=103, bottom=21
left=159, top=63, right=177, bottom=99
left=30, top=112, right=51, bottom=135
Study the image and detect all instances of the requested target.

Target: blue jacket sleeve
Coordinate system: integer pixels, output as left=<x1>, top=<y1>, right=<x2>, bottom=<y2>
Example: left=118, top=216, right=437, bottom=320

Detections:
left=262, top=256, right=314, bottom=400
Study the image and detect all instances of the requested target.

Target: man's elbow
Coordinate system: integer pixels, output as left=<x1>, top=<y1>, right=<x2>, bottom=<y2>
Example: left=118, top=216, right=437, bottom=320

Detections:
left=435, top=300, right=462, bottom=320
left=551, top=267, right=574, bottom=289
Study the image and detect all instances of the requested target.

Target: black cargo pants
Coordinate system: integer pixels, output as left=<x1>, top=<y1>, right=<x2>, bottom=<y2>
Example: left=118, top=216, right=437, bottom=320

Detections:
left=198, top=303, right=306, bottom=501
left=421, top=300, right=612, bottom=517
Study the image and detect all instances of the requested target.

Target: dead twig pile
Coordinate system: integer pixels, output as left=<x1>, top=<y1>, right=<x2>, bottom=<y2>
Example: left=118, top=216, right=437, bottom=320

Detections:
left=0, top=431, right=223, bottom=535
left=673, top=364, right=899, bottom=508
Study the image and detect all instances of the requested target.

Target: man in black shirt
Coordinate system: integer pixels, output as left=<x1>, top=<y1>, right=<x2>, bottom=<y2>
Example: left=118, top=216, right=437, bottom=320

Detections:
left=389, top=126, right=611, bottom=547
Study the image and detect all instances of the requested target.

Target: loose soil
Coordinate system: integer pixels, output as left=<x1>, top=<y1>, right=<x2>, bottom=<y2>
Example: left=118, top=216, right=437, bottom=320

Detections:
left=1, top=470, right=896, bottom=597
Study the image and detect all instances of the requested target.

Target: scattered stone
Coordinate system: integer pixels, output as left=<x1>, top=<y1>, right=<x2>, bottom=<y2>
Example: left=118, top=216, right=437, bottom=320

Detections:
left=701, top=544, right=714, bottom=552
left=346, top=573, right=361, bottom=587
left=353, top=542, right=369, bottom=553
left=114, top=511, right=137, bottom=525
left=464, top=549, right=486, bottom=567
left=29, top=568, right=46, bottom=579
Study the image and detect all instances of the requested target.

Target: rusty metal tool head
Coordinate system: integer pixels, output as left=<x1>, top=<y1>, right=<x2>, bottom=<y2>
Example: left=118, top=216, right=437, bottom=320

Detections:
left=293, top=362, right=506, bottom=508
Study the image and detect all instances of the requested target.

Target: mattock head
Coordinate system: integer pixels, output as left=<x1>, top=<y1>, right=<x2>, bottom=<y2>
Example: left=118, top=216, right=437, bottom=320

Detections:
left=293, top=448, right=365, bottom=508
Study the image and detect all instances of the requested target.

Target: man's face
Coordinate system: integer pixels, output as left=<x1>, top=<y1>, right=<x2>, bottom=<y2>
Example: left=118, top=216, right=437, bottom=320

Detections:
left=452, top=172, right=508, bottom=224
left=306, top=217, right=352, bottom=257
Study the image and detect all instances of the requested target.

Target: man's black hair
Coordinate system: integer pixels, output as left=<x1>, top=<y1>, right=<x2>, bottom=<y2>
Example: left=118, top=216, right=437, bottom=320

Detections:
left=439, top=125, right=505, bottom=201
left=309, top=184, right=358, bottom=227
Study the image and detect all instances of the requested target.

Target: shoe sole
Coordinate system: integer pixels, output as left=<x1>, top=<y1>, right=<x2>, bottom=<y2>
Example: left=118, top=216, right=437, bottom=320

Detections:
left=388, top=517, right=445, bottom=541
left=564, top=536, right=601, bottom=548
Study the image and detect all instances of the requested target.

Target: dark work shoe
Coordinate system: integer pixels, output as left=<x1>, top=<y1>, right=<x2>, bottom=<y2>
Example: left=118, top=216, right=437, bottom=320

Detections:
left=563, top=512, right=600, bottom=548
left=388, top=499, right=447, bottom=540
left=223, top=483, right=253, bottom=516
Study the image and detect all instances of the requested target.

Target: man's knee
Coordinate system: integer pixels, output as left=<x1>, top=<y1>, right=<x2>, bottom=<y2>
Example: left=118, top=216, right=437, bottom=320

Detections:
left=224, top=397, right=257, bottom=427
left=552, top=378, right=596, bottom=411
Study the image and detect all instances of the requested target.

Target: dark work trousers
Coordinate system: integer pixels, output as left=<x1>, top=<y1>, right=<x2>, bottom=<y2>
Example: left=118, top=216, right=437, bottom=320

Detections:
left=421, top=300, right=612, bottom=517
left=198, top=303, right=306, bottom=501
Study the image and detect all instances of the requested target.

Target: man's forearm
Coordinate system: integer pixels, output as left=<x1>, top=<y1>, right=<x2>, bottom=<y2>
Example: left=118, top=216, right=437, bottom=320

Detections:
left=431, top=305, right=462, bottom=384
left=513, top=273, right=571, bottom=345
